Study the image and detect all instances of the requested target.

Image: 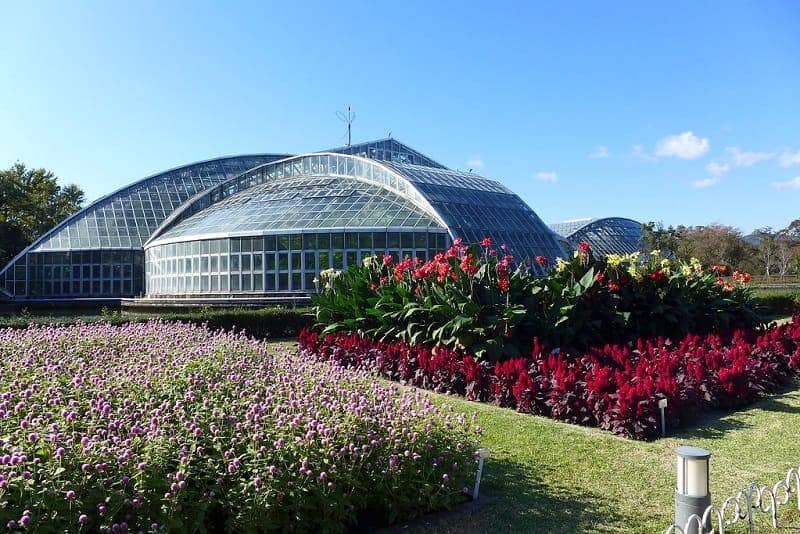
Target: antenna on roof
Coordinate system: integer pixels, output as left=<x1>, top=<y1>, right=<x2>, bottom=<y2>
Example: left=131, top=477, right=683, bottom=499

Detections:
left=387, top=130, right=392, bottom=138
left=336, top=106, right=356, bottom=146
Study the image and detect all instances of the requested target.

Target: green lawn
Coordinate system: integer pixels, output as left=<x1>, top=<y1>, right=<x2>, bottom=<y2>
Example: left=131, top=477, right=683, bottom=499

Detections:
left=383, top=386, right=800, bottom=533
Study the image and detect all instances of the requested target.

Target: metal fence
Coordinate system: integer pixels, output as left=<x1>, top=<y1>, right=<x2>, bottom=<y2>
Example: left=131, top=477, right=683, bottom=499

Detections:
left=666, top=466, right=800, bottom=533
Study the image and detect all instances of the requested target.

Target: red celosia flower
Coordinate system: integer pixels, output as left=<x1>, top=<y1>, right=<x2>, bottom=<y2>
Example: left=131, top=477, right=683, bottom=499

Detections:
left=498, top=277, right=510, bottom=293
left=480, top=237, right=493, bottom=248
left=535, top=256, right=548, bottom=266
left=649, top=269, right=666, bottom=282
left=382, top=254, right=393, bottom=267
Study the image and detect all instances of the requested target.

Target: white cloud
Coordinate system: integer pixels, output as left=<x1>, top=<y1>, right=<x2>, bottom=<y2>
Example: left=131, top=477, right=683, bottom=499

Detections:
left=771, top=176, right=800, bottom=190
left=692, top=177, right=721, bottom=189
left=705, top=161, right=730, bottom=177
left=588, top=145, right=609, bottom=159
left=630, top=144, right=656, bottom=161
left=725, top=146, right=774, bottom=167
left=535, top=171, right=559, bottom=183
left=466, top=156, right=483, bottom=169
left=654, top=131, right=710, bottom=160
left=779, top=150, right=800, bottom=168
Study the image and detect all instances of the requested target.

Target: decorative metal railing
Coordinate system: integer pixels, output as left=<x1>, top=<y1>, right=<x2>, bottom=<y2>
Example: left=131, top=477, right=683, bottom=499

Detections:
left=665, top=466, right=800, bottom=533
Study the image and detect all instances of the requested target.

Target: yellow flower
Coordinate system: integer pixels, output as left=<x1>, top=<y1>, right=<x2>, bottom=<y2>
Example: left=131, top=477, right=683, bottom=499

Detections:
left=626, top=251, right=641, bottom=264
left=650, top=249, right=661, bottom=258
left=555, top=258, right=569, bottom=273
left=660, top=258, right=672, bottom=274
left=690, top=257, right=703, bottom=274
left=681, top=264, right=693, bottom=277
left=607, top=254, right=623, bottom=268
left=627, top=265, right=643, bottom=281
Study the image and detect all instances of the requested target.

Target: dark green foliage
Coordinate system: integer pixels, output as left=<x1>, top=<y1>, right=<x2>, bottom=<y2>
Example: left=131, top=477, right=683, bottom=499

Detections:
left=753, top=289, right=800, bottom=316
left=312, top=241, right=765, bottom=360
left=0, top=307, right=313, bottom=339
left=0, top=162, right=85, bottom=266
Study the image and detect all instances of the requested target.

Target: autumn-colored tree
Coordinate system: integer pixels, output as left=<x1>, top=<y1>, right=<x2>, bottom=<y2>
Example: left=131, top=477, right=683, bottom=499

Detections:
left=675, top=224, right=751, bottom=269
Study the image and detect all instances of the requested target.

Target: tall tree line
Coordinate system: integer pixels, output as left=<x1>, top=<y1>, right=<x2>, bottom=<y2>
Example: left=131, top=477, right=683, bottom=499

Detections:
left=641, top=220, right=800, bottom=278
left=0, top=163, right=85, bottom=267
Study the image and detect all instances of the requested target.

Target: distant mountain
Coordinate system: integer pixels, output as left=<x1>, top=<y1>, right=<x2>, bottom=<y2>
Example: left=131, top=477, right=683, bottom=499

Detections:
left=743, top=233, right=763, bottom=247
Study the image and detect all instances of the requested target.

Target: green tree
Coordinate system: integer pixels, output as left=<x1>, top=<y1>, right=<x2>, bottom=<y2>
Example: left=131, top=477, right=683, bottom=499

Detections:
left=640, top=221, right=680, bottom=257
left=0, top=162, right=85, bottom=266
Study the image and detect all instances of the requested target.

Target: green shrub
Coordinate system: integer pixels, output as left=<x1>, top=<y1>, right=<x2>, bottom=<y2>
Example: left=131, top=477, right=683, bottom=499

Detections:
left=753, top=289, right=800, bottom=316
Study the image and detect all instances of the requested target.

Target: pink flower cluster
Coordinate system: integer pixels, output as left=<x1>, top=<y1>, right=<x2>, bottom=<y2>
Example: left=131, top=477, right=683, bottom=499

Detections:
left=0, top=322, right=480, bottom=531
left=299, top=316, right=800, bottom=440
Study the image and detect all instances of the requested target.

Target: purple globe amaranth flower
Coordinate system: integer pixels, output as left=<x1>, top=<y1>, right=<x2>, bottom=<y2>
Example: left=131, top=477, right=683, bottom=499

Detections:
left=78, top=514, right=89, bottom=525
left=0, top=321, right=481, bottom=532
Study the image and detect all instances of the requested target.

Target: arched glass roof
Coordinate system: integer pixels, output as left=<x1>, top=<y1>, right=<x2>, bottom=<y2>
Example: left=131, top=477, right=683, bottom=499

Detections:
left=328, top=138, right=447, bottom=169
left=0, top=154, right=287, bottom=298
left=385, top=162, right=566, bottom=267
left=148, top=152, right=566, bottom=274
left=14, top=155, right=287, bottom=254
left=147, top=153, right=449, bottom=247
left=550, top=217, right=643, bottom=257
left=150, top=174, right=445, bottom=244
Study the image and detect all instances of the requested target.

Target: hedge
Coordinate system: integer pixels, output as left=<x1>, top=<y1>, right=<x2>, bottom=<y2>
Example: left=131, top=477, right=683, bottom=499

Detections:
left=753, top=289, right=800, bottom=316
left=0, top=307, right=313, bottom=339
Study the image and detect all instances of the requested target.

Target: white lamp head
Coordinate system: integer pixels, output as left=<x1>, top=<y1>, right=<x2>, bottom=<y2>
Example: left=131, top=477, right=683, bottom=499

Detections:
left=676, top=445, right=711, bottom=498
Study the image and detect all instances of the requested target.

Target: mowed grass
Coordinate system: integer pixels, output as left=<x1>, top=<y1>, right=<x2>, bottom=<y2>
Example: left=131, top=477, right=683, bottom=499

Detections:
left=381, top=385, right=800, bottom=533
left=275, top=338, right=800, bottom=533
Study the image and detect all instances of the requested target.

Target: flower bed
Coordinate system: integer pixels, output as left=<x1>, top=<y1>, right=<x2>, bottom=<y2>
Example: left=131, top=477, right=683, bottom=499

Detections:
left=313, top=239, right=762, bottom=361
left=299, top=316, right=800, bottom=439
left=0, top=322, right=480, bottom=532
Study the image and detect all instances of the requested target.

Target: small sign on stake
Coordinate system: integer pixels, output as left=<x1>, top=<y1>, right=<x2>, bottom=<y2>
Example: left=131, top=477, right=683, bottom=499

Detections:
left=658, top=398, right=668, bottom=436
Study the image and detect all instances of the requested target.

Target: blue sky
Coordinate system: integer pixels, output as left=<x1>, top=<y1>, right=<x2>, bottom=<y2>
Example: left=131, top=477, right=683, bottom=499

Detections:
left=1, top=1, right=799, bottom=234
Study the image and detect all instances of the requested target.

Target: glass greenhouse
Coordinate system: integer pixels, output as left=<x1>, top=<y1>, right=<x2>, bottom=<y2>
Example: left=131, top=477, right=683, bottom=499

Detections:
left=1, top=139, right=567, bottom=303
left=550, top=217, right=643, bottom=257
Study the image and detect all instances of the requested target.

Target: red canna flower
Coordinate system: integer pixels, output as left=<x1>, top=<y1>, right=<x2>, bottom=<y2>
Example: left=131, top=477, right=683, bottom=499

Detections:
left=649, top=269, right=666, bottom=282
left=578, top=242, right=591, bottom=254
left=595, top=272, right=607, bottom=284
left=535, top=255, right=548, bottom=266
left=382, top=254, right=393, bottom=267
left=480, top=237, right=493, bottom=248
left=711, top=264, right=727, bottom=275
left=607, top=281, right=620, bottom=292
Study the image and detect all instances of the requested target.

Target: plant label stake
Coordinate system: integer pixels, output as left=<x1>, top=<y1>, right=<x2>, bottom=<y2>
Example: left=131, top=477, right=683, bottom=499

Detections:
left=659, top=398, right=668, bottom=436
left=473, top=448, right=490, bottom=500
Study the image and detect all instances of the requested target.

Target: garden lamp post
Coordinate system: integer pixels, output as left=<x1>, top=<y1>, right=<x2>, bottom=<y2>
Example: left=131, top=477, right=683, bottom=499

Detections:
left=675, top=446, right=712, bottom=534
